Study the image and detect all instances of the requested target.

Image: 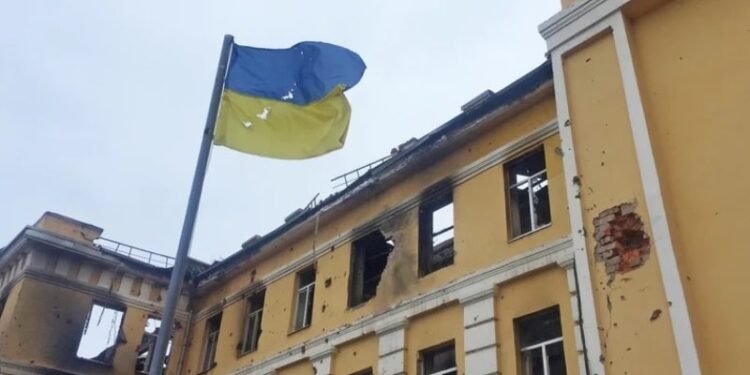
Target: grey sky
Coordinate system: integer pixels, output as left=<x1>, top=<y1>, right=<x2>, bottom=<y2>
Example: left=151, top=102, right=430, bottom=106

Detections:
left=0, top=1, right=559, bottom=263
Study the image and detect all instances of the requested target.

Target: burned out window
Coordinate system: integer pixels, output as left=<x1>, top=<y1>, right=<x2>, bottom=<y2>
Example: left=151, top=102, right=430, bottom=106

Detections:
left=419, top=192, right=454, bottom=276
left=506, top=148, right=551, bottom=238
left=419, top=342, right=457, bottom=375
left=239, top=290, right=265, bottom=354
left=349, top=231, right=394, bottom=307
left=201, top=313, right=222, bottom=372
left=76, top=302, right=125, bottom=364
left=516, top=306, right=566, bottom=375
left=135, top=317, right=172, bottom=374
left=292, top=267, right=315, bottom=331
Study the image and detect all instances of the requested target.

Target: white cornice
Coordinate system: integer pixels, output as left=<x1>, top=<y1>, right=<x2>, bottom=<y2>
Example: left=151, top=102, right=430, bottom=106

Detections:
left=539, top=0, right=627, bottom=52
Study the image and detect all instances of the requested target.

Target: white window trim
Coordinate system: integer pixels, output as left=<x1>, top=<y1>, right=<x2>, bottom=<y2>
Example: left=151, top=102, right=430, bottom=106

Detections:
left=241, top=308, right=262, bottom=353
left=508, top=166, right=549, bottom=237
left=520, top=336, right=564, bottom=375
left=294, top=281, right=314, bottom=330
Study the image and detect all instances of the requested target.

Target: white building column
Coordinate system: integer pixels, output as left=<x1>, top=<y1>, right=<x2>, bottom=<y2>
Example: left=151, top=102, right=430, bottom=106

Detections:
left=310, top=347, right=335, bottom=375
left=460, top=286, right=499, bottom=375
left=377, top=319, right=407, bottom=375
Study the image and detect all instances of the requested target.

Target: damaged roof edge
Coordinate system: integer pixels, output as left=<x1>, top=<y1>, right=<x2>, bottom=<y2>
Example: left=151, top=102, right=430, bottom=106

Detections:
left=194, top=59, right=553, bottom=284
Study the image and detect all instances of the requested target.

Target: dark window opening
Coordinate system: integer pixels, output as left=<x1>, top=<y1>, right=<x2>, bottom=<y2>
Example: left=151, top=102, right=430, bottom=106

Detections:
left=239, top=290, right=265, bottom=354
left=201, top=313, right=222, bottom=371
left=76, top=302, right=126, bottom=364
left=135, top=317, right=172, bottom=374
left=420, top=341, right=457, bottom=375
left=0, top=297, right=6, bottom=321
left=349, top=368, right=374, bottom=375
left=349, top=231, right=394, bottom=307
left=506, top=147, right=551, bottom=238
left=419, top=192, right=454, bottom=276
left=293, top=267, right=315, bottom=330
left=515, top=306, right=566, bottom=375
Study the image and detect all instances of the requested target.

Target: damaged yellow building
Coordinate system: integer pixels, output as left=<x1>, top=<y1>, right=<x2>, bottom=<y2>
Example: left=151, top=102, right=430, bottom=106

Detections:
left=1, top=0, right=748, bottom=374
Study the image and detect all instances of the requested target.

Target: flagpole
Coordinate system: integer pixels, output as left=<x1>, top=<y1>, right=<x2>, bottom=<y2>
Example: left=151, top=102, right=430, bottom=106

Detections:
left=148, top=34, right=234, bottom=375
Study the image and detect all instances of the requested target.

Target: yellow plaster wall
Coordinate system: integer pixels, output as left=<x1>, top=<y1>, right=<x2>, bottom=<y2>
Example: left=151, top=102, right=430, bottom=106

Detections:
left=331, top=335, right=378, bottom=375
left=563, top=33, right=681, bottom=374
left=629, top=0, right=750, bottom=372
left=495, top=267, right=580, bottom=375
left=405, top=303, right=464, bottom=375
left=277, top=358, right=314, bottom=375
left=183, top=95, right=568, bottom=373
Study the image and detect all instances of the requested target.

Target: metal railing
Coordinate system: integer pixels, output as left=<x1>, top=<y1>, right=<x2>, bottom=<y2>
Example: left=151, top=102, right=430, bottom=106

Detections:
left=96, top=237, right=175, bottom=268
left=330, top=155, right=391, bottom=190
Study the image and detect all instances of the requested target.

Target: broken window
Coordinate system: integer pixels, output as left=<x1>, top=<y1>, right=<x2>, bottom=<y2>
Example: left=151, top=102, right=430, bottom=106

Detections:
left=76, top=302, right=125, bottom=364
left=506, top=147, right=551, bottom=238
left=135, top=317, right=172, bottom=374
left=349, top=231, right=394, bottom=307
left=201, top=313, right=222, bottom=372
left=239, top=290, right=265, bottom=354
left=419, top=342, right=457, bottom=375
left=419, top=192, right=455, bottom=276
left=515, top=306, right=566, bottom=375
left=292, top=267, right=315, bottom=331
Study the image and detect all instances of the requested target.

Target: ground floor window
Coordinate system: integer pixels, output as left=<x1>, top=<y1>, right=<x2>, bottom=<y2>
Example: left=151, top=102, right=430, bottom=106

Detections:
left=420, top=341, right=457, bottom=375
left=516, top=306, right=566, bottom=375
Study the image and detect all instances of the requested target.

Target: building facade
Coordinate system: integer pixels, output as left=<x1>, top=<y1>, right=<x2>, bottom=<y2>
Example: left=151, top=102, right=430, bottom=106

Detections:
left=1, top=0, right=749, bottom=374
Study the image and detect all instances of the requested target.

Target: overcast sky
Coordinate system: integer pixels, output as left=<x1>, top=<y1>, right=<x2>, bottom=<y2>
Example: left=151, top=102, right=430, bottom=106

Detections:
left=0, top=1, right=559, bottom=263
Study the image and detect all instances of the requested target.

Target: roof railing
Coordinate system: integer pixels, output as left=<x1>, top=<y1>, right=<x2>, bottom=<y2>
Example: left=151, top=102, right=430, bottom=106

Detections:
left=330, top=155, right=391, bottom=190
left=95, top=237, right=175, bottom=268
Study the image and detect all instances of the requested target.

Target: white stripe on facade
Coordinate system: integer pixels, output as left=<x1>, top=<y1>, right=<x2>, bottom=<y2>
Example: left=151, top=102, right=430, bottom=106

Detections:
left=541, top=1, right=701, bottom=373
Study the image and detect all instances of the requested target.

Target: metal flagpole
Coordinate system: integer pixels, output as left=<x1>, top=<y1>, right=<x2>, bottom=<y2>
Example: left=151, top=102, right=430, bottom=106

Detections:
left=148, top=34, right=234, bottom=375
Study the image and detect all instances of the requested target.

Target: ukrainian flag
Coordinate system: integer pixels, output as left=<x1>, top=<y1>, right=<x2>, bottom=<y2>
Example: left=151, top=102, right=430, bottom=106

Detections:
left=213, top=42, right=366, bottom=159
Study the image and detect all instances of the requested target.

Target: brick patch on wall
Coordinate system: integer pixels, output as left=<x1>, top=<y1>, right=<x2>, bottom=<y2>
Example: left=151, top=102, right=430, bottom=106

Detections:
left=594, top=203, right=650, bottom=275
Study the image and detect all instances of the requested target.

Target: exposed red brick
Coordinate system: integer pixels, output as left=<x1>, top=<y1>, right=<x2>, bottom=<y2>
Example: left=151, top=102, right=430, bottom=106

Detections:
left=593, top=203, right=650, bottom=275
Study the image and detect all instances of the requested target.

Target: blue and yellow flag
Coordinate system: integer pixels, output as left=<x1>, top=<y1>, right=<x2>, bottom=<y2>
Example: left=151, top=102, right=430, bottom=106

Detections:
left=213, top=42, right=366, bottom=159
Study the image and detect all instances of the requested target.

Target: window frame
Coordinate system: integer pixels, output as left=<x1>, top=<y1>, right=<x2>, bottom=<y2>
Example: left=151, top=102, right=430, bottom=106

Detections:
left=200, top=313, right=222, bottom=372
left=515, top=306, right=566, bottom=375
left=505, top=147, right=551, bottom=240
left=418, top=341, right=457, bottom=375
left=291, top=267, right=316, bottom=332
left=418, top=190, right=455, bottom=276
left=239, top=290, right=265, bottom=355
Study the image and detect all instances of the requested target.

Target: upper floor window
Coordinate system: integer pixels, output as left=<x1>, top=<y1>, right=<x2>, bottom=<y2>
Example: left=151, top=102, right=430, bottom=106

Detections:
left=239, top=290, right=265, bottom=354
left=201, top=313, right=222, bottom=372
left=76, top=302, right=125, bottom=364
left=515, top=306, right=566, bottom=375
left=419, top=191, right=454, bottom=276
left=419, top=341, right=457, bottom=375
left=349, top=231, right=394, bottom=307
left=506, top=147, right=551, bottom=238
left=292, top=267, right=315, bottom=331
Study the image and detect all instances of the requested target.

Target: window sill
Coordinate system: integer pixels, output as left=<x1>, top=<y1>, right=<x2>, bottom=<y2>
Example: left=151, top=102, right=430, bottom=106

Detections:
left=236, top=348, right=257, bottom=358
left=77, top=358, right=114, bottom=368
left=196, top=363, right=217, bottom=375
left=508, top=223, right=552, bottom=244
left=288, top=324, right=311, bottom=336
